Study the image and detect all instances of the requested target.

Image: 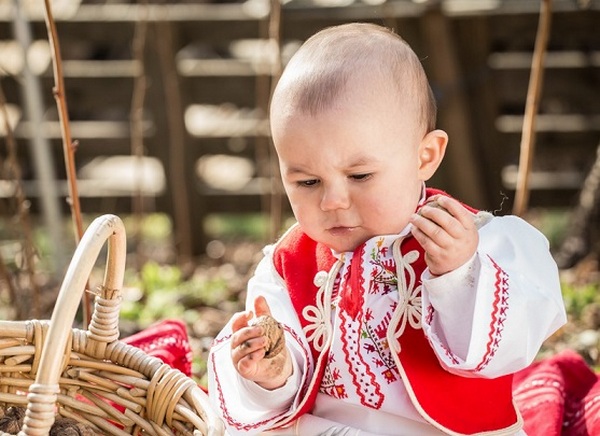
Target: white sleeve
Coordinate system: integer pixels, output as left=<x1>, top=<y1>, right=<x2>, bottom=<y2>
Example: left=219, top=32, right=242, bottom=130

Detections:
left=421, top=214, right=567, bottom=378
left=207, top=247, right=311, bottom=435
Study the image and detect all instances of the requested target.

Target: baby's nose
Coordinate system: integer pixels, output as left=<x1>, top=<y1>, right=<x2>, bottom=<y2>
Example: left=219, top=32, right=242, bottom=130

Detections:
left=320, top=184, right=350, bottom=211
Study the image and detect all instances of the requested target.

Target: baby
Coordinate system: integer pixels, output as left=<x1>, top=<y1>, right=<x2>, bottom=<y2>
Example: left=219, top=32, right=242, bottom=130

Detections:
left=208, top=22, right=566, bottom=435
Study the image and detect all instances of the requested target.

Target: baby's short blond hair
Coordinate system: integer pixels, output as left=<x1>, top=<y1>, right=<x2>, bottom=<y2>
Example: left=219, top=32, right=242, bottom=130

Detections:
left=272, top=22, right=437, bottom=134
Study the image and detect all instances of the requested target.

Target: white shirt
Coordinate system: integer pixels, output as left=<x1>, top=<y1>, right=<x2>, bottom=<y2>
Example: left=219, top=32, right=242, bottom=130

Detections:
left=208, top=213, right=566, bottom=436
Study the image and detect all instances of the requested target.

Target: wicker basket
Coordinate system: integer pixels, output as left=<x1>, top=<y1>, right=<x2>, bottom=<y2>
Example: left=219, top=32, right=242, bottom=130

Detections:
left=0, top=214, right=225, bottom=435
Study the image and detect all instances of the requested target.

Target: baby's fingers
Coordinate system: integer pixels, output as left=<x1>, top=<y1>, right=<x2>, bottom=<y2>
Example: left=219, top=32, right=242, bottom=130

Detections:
left=410, top=211, right=450, bottom=248
left=231, top=326, right=268, bottom=375
left=231, top=310, right=253, bottom=333
left=431, top=196, right=476, bottom=232
left=233, top=335, right=267, bottom=361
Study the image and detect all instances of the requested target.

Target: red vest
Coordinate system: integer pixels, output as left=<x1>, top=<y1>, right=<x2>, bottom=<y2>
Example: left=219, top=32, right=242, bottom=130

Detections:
left=272, top=189, right=522, bottom=435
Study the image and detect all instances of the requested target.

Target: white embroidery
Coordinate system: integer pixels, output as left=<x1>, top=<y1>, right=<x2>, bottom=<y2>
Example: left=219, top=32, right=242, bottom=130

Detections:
left=390, top=239, right=422, bottom=349
left=303, top=264, right=341, bottom=352
left=313, top=270, right=329, bottom=287
left=303, top=281, right=328, bottom=352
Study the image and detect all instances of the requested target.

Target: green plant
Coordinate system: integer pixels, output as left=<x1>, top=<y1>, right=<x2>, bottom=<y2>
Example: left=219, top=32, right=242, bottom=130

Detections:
left=120, top=260, right=235, bottom=328
left=562, top=281, right=600, bottom=321
left=120, top=261, right=185, bottom=327
left=203, top=213, right=269, bottom=241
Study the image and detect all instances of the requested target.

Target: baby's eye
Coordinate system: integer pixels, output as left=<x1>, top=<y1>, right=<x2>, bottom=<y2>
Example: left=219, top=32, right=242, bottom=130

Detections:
left=350, top=173, right=372, bottom=181
left=297, top=179, right=319, bottom=187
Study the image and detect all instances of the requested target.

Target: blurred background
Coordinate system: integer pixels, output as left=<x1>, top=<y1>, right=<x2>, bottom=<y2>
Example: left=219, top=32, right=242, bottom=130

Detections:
left=0, top=0, right=598, bottom=380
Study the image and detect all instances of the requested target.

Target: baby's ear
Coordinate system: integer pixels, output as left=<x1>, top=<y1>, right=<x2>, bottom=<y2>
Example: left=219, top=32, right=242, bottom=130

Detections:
left=417, top=129, right=448, bottom=181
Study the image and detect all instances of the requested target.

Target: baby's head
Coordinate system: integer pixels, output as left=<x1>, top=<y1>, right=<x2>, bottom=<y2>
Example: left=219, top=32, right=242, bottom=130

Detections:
left=272, top=22, right=437, bottom=137
left=270, top=23, right=448, bottom=252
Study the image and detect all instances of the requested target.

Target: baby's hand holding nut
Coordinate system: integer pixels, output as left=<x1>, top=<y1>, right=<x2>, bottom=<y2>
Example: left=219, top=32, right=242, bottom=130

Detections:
left=249, top=315, right=285, bottom=359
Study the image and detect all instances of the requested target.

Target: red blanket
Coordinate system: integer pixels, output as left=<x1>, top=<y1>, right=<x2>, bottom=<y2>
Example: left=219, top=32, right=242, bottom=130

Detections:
left=122, top=319, right=193, bottom=376
left=513, top=349, right=600, bottom=435
left=124, top=321, right=600, bottom=434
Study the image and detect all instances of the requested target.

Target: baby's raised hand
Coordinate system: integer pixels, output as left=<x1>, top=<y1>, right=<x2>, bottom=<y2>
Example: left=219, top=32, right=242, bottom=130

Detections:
left=410, top=195, right=478, bottom=276
left=230, top=296, right=292, bottom=390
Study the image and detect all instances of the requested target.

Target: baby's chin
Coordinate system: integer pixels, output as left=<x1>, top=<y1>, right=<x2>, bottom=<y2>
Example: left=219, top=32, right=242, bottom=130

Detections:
left=321, top=226, right=410, bottom=253
left=322, top=233, right=372, bottom=254
left=306, top=235, right=360, bottom=254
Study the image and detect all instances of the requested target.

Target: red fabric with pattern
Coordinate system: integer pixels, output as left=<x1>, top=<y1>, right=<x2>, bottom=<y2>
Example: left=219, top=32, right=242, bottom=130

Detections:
left=513, top=349, right=600, bottom=436
left=122, top=319, right=193, bottom=376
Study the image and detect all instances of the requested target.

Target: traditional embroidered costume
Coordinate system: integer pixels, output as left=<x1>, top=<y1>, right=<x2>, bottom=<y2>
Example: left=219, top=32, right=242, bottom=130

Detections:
left=208, top=188, right=566, bottom=435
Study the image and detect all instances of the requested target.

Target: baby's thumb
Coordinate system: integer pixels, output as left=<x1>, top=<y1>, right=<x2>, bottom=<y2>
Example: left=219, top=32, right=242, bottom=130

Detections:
left=254, top=296, right=272, bottom=318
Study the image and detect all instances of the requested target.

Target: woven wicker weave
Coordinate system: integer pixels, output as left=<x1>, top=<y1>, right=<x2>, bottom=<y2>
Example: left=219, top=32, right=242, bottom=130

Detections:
left=0, top=214, right=224, bottom=435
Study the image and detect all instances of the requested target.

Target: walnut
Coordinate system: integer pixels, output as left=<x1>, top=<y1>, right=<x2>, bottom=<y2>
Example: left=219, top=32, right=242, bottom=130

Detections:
left=0, top=408, right=96, bottom=435
left=50, top=417, right=96, bottom=436
left=0, top=406, right=25, bottom=433
left=419, top=199, right=488, bottom=229
left=418, top=200, right=449, bottom=215
left=250, top=315, right=285, bottom=359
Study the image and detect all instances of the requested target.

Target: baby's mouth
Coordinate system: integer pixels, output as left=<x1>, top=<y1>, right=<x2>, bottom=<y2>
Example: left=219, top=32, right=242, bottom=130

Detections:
left=327, top=226, right=357, bottom=235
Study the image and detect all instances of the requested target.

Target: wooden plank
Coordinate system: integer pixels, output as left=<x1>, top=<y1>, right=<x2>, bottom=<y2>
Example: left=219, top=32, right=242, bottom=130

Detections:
left=496, top=114, right=600, bottom=133
left=488, top=51, right=600, bottom=69
left=501, top=165, right=585, bottom=190
left=0, top=1, right=595, bottom=23
left=14, top=120, right=153, bottom=139
left=0, top=3, right=425, bottom=24
left=60, top=60, right=142, bottom=78
left=177, top=59, right=273, bottom=77
left=0, top=179, right=163, bottom=198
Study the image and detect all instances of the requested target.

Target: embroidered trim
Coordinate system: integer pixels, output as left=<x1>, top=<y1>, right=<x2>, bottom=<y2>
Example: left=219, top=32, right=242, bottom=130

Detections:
left=339, top=250, right=366, bottom=319
left=340, top=310, right=385, bottom=409
left=427, top=331, right=461, bottom=365
left=212, top=325, right=313, bottom=432
left=475, top=255, right=510, bottom=372
left=425, top=303, right=435, bottom=326
left=302, top=261, right=342, bottom=352
left=389, top=238, right=422, bottom=351
left=211, top=334, right=288, bottom=431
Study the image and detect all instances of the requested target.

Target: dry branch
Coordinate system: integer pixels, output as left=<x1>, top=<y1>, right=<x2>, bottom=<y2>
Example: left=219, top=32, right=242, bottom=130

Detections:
left=42, top=0, right=90, bottom=324
left=130, top=4, right=149, bottom=269
left=513, top=0, right=553, bottom=216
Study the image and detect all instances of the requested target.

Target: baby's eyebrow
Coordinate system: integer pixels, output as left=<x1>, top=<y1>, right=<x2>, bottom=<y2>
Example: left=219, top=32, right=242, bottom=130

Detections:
left=282, top=154, right=379, bottom=176
left=283, top=165, right=311, bottom=176
left=348, top=157, right=375, bottom=167
left=345, top=155, right=380, bottom=169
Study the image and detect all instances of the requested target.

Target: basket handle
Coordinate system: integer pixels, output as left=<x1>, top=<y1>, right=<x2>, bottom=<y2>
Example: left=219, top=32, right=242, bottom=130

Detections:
left=21, top=214, right=126, bottom=435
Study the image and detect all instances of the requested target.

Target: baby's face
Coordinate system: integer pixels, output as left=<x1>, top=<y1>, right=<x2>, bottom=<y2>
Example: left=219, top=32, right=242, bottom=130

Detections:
left=272, top=82, right=429, bottom=253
